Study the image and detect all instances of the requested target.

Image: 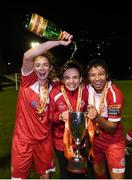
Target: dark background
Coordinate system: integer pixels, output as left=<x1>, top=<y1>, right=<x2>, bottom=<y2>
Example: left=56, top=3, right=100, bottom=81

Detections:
left=0, top=1, right=131, bottom=79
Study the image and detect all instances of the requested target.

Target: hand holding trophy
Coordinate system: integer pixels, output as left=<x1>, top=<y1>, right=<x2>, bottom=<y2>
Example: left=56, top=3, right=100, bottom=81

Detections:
left=66, top=112, right=88, bottom=173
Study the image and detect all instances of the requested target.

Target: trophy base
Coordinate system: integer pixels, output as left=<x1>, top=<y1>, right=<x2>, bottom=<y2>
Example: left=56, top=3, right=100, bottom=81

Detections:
left=67, top=157, right=88, bottom=174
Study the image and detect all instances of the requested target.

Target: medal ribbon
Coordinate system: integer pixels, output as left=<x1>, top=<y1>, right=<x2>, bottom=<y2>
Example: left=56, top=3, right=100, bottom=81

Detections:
left=37, top=81, right=48, bottom=120
left=88, top=82, right=108, bottom=157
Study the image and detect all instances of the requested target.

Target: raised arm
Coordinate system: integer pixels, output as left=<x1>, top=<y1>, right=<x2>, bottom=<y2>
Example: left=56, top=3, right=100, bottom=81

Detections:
left=22, top=31, right=73, bottom=75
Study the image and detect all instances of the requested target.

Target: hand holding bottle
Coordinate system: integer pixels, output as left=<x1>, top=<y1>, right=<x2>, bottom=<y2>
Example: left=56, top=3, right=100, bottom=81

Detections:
left=59, top=31, right=73, bottom=46
left=24, top=13, right=74, bottom=57
left=24, top=13, right=73, bottom=42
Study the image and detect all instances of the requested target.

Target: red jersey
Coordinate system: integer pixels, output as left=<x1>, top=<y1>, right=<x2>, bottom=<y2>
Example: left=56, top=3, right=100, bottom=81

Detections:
left=49, top=84, right=88, bottom=151
left=87, top=81, right=125, bottom=143
left=13, top=71, right=53, bottom=143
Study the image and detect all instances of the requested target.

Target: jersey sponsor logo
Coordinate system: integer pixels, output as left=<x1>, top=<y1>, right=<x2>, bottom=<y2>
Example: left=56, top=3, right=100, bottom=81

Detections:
left=31, top=101, right=38, bottom=108
left=108, top=104, right=121, bottom=115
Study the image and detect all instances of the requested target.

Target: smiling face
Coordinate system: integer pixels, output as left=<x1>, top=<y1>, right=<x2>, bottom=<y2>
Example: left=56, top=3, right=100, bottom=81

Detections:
left=88, top=65, right=108, bottom=93
left=62, top=68, right=82, bottom=91
left=34, top=56, right=52, bottom=83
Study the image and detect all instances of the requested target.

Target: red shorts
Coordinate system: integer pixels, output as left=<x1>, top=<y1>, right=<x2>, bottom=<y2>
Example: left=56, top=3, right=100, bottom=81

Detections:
left=11, top=135, right=55, bottom=179
left=93, top=139, right=125, bottom=173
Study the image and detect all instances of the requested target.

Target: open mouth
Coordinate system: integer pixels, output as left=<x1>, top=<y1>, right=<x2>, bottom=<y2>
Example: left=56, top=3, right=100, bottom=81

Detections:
left=94, top=82, right=104, bottom=90
left=67, top=85, right=77, bottom=90
left=39, top=72, right=46, bottom=77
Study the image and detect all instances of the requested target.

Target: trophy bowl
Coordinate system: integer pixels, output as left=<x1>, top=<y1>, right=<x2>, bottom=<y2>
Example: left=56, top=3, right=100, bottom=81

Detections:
left=67, top=112, right=88, bottom=174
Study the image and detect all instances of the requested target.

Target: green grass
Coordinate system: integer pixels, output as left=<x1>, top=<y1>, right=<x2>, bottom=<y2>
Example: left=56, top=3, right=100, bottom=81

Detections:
left=114, top=80, right=132, bottom=133
left=0, top=81, right=132, bottom=179
left=0, top=87, right=18, bottom=178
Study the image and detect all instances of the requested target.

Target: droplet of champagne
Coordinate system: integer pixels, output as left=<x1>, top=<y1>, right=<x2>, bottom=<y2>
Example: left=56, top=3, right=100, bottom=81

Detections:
left=69, top=41, right=78, bottom=59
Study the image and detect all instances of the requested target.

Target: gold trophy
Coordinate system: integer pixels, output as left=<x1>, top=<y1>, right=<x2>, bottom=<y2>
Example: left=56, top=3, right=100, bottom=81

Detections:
left=67, top=112, right=88, bottom=173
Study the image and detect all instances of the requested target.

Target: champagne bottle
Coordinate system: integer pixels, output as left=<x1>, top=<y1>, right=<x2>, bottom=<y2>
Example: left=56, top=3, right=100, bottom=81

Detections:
left=24, top=13, right=63, bottom=40
left=24, top=13, right=79, bottom=59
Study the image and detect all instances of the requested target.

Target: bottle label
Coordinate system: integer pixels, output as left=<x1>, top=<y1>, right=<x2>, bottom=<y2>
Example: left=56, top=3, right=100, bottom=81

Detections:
left=28, top=13, right=47, bottom=37
left=26, top=13, right=62, bottom=40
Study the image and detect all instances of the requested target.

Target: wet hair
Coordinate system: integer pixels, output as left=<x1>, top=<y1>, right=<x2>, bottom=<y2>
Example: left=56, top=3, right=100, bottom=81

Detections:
left=60, top=59, right=83, bottom=79
left=34, top=51, right=55, bottom=67
left=87, top=58, right=109, bottom=76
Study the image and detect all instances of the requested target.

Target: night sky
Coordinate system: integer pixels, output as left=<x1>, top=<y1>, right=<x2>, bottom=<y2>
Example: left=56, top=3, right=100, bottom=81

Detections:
left=0, top=1, right=130, bottom=79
